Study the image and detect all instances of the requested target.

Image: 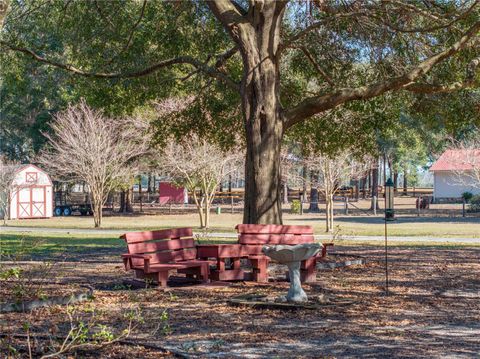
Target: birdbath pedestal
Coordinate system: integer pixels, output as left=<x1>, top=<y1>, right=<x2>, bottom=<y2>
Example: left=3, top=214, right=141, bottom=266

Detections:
left=262, top=243, right=321, bottom=303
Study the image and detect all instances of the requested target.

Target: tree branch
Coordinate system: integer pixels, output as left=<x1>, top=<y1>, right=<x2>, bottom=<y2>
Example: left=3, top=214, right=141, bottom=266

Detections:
left=103, top=0, right=147, bottom=66
left=206, top=0, right=246, bottom=37
left=284, top=20, right=480, bottom=129
left=0, top=40, right=240, bottom=91
left=404, top=54, right=480, bottom=93
left=297, top=46, right=335, bottom=87
left=280, top=11, right=367, bottom=51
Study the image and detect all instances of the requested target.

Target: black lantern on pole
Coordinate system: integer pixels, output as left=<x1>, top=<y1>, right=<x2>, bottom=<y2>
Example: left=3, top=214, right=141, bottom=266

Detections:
left=383, top=177, right=395, bottom=296
left=385, top=178, right=395, bottom=221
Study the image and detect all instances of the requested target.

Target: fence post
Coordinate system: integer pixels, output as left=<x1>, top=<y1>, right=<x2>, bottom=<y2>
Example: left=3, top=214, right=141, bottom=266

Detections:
left=231, top=196, right=234, bottom=214
left=462, top=198, right=466, bottom=217
left=344, top=196, right=349, bottom=215
left=373, top=196, right=377, bottom=215
left=417, top=196, right=421, bottom=217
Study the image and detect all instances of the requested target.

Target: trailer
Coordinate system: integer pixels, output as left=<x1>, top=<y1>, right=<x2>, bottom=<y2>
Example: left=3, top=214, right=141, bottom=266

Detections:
left=53, top=184, right=93, bottom=216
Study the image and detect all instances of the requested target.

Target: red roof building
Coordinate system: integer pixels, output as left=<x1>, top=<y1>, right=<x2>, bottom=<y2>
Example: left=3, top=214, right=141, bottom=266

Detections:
left=430, top=149, right=480, bottom=199
left=430, top=149, right=480, bottom=172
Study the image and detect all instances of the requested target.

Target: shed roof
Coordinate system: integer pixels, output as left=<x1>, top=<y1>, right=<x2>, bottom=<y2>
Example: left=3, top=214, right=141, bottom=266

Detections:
left=430, top=149, right=480, bottom=172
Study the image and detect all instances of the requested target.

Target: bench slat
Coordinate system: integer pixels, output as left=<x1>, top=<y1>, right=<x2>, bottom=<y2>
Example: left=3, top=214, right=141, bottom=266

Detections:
left=130, top=248, right=198, bottom=266
left=140, top=260, right=208, bottom=271
left=121, top=227, right=193, bottom=243
left=238, top=234, right=314, bottom=245
left=127, top=238, right=195, bottom=254
left=235, top=224, right=313, bottom=235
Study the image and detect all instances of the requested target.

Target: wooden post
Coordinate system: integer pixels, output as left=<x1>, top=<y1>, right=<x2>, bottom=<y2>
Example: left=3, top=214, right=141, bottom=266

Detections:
left=344, top=196, right=349, bottom=215
left=373, top=196, right=377, bottom=215
left=300, top=200, right=304, bottom=215
left=417, top=196, right=421, bottom=217
left=231, top=196, right=234, bottom=214
left=462, top=198, right=466, bottom=217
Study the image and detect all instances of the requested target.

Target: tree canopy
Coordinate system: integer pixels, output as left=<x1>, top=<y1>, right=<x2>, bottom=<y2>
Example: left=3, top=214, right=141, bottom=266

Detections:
left=1, top=0, right=479, bottom=223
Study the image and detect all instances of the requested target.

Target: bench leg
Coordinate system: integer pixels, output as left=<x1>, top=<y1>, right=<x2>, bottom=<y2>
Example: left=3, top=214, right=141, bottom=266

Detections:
left=232, top=257, right=241, bottom=270
left=301, top=258, right=317, bottom=283
left=250, top=258, right=269, bottom=282
left=156, top=271, right=169, bottom=288
left=200, top=263, right=210, bottom=283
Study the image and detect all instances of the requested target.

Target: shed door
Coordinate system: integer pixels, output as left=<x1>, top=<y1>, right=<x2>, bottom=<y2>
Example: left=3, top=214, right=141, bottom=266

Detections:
left=17, top=186, right=46, bottom=218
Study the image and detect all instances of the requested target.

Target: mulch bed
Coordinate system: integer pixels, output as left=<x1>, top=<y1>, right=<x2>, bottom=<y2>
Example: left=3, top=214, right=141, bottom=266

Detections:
left=1, top=246, right=480, bottom=358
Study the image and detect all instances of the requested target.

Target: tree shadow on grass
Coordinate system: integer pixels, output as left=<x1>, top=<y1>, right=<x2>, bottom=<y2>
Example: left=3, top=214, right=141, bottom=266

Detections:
left=290, top=215, right=480, bottom=225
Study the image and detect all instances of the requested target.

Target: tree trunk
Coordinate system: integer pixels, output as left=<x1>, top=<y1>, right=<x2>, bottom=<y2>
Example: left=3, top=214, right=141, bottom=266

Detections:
left=192, top=190, right=205, bottom=228
left=325, top=197, right=330, bottom=232
left=123, top=188, right=133, bottom=213
left=119, top=190, right=126, bottom=212
left=282, top=181, right=289, bottom=204
left=403, top=164, right=408, bottom=194
left=237, top=2, right=286, bottom=224
left=368, top=170, right=372, bottom=196
left=328, top=194, right=334, bottom=232
left=370, top=166, right=379, bottom=210
left=302, top=164, right=308, bottom=202
left=93, top=202, right=102, bottom=228
left=309, top=187, right=319, bottom=212
left=393, top=170, right=398, bottom=192
left=204, top=199, right=210, bottom=229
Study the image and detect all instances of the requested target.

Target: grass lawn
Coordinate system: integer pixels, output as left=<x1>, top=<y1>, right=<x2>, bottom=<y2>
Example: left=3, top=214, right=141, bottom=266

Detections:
left=0, top=231, right=239, bottom=259
left=3, top=211, right=480, bottom=237
left=1, top=231, right=479, bottom=260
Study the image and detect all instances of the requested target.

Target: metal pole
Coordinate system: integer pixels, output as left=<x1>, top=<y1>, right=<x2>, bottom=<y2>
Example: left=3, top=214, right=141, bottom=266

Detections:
left=384, top=188, right=389, bottom=296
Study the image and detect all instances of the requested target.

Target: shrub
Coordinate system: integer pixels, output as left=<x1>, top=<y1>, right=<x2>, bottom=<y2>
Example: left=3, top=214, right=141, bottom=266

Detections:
left=462, top=192, right=474, bottom=203
left=290, top=200, right=301, bottom=214
left=468, top=195, right=480, bottom=212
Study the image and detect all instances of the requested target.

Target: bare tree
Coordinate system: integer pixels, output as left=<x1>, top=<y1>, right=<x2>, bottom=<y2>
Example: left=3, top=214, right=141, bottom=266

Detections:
left=158, top=135, right=242, bottom=228
left=0, top=156, right=19, bottom=224
left=447, top=133, right=480, bottom=191
left=304, top=152, right=370, bottom=232
left=39, top=100, right=148, bottom=227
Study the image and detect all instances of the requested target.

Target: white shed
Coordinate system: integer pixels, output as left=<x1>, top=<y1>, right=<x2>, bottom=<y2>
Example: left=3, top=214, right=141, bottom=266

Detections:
left=9, top=164, right=53, bottom=219
left=430, top=149, right=480, bottom=200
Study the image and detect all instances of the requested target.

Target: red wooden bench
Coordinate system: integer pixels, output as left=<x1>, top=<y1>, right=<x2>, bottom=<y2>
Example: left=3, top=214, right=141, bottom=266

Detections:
left=235, top=224, right=333, bottom=283
left=120, top=228, right=210, bottom=287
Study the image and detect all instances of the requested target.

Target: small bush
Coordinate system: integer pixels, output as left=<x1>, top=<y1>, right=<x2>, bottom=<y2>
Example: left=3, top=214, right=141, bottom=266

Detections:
left=468, top=195, right=480, bottom=212
left=290, top=200, right=301, bottom=214
left=462, top=192, right=474, bottom=203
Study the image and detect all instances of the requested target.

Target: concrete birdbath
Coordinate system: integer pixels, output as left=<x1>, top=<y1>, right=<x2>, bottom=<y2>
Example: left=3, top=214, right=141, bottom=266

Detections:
left=262, top=243, right=321, bottom=303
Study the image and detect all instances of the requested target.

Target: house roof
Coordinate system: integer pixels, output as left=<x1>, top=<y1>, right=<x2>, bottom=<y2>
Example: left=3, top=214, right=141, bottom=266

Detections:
left=430, top=149, right=480, bottom=172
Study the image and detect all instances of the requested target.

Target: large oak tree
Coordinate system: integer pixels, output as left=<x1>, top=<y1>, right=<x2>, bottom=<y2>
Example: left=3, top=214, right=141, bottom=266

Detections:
left=1, top=0, right=479, bottom=224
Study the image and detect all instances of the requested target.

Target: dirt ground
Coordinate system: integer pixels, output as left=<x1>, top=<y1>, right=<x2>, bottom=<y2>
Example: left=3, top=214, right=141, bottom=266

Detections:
left=1, top=246, right=480, bottom=358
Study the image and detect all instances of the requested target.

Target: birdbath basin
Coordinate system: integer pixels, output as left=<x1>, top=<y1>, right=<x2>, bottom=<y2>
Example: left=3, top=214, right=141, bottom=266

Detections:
left=262, top=243, right=321, bottom=303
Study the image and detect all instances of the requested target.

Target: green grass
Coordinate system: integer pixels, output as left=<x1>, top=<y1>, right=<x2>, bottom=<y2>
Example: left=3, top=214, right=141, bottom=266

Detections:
left=0, top=231, right=238, bottom=258
left=4, top=212, right=480, bottom=238
left=0, top=231, right=478, bottom=259
left=0, top=232, right=122, bottom=257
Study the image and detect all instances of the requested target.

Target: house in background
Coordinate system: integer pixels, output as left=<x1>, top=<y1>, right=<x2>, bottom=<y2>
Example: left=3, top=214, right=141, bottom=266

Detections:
left=9, top=164, right=53, bottom=219
left=430, top=149, right=480, bottom=201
